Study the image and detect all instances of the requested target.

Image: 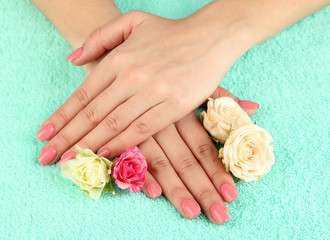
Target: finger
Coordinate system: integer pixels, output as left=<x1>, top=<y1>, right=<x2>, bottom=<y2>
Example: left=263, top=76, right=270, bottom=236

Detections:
left=141, top=171, right=162, bottom=199
left=153, top=125, right=230, bottom=225
left=100, top=100, right=188, bottom=158
left=57, top=91, right=163, bottom=163
left=37, top=81, right=131, bottom=165
left=206, top=86, right=258, bottom=117
left=138, top=137, right=201, bottom=219
left=55, top=88, right=164, bottom=165
left=209, top=86, right=239, bottom=103
left=237, top=100, right=259, bottom=116
left=58, top=150, right=77, bottom=167
left=68, top=10, right=148, bottom=66
left=176, top=112, right=238, bottom=204
left=36, top=58, right=116, bottom=143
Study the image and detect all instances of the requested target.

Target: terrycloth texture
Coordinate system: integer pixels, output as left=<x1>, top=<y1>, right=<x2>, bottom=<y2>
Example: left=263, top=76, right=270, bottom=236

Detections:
left=0, top=0, right=329, bottom=239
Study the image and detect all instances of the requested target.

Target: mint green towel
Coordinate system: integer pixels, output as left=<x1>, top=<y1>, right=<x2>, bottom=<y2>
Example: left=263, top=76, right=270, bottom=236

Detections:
left=0, top=0, right=329, bottom=239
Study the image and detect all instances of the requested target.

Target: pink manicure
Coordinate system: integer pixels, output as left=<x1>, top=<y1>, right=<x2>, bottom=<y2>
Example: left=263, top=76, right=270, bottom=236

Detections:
left=36, top=123, right=55, bottom=142
left=181, top=199, right=201, bottom=219
left=146, top=183, right=161, bottom=199
left=210, top=204, right=229, bottom=225
left=220, top=183, right=239, bottom=204
left=67, top=47, right=83, bottom=62
left=58, top=151, right=76, bottom=167
left=38, top=146, right=57, bottom=166
left=238, top=100, right=259, bottom=110
left=98, top=148, right=110, bottom=159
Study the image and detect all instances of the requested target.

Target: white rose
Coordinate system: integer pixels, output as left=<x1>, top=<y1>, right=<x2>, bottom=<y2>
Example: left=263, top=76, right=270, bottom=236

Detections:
left=200, top=97, right=252, bottom=143
left=219, top=124, right=274, bottom=182
left=61, top=145, right=113, bottom=200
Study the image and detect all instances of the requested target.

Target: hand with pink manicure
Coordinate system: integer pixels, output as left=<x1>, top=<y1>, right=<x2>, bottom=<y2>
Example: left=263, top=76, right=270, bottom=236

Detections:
left=36, top=9, right=257, bottom=164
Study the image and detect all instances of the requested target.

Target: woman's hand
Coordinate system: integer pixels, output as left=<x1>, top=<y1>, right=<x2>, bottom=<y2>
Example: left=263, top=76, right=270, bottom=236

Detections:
left=138, top=112, right=237, bottom=225
left=36, top=10, right=252, bottom=163
left=137, top=86, right=257, bottom=224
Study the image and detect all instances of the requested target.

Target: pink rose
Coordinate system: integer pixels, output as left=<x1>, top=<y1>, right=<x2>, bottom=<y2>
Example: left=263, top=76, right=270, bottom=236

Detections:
left=112, top=146, right=147, bottom=193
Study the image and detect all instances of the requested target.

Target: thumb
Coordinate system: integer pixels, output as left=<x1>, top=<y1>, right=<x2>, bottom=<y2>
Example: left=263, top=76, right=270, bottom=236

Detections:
left=67, top=10, right=148, bottom=66
left=207, top=87, right=259, bottom=117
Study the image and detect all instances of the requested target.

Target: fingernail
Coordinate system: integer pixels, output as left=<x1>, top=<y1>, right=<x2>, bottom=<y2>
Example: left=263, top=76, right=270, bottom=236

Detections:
left=220, top=183, right=239, bottom=204
left=58, top=151, right=76, bottom=167
left=238, top=100, right=259, bottom=110
left=146, top=183, right=161, bottom=199
left=98, top=148, right=110, bottom=158
left=181, top=199, right=201, bottom=219
left=210, top=204, right=229, bottom=225
left=36, top=124, right=55, bottom=142
left=67, top=47, right=83, bottom=62
left=38, top=146, right=57, bottom=166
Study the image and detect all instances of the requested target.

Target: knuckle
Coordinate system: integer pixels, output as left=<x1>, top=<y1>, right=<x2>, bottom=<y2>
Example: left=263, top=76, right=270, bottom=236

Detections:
left=177, top=157, right=197, bottom=174
left=210, top=169, right=226, bottom=181
left=111, top=50, right=129, bottom=67
left=56, top=110, right=70, bottom=123
left=73, top=87, right=90, bottom=107
left=77, top=141, right=93, bottom=151
left=170, top=93, right=187, bottom=108
left=114, top=137, right=126, bottom=153
left=196, top=144, right=218, bottom=160
left=82, top=103, right=100, bottom=126
left=126, top=10, right=144, bottom=19
left=215, top=87, right=224, bottom=98
left=104, top=114, right=120, bottom=132
left=169, top=186, right=187, bottom=199
left=133, top=121, right=150, bottom=135
left=149, top=156, right=170, bottom=172
left=198, top=187, right=214, bottom=200
left=125, top=65, right=150, bottom=85
left=128, top=9, right=141, bottom=16
left=89, top=27, right=102, bottom=42
left=151, top=81, right=170, bottom=97
left=57, top=132, right=71, bottom=147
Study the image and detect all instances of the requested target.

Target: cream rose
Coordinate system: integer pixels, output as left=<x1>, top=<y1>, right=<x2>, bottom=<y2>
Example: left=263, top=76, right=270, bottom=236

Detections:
left=200, top=97, right=252, bottom=143
left=219, top=124, right=274, bottom=182
left=61, top=145, right=114, bottom=200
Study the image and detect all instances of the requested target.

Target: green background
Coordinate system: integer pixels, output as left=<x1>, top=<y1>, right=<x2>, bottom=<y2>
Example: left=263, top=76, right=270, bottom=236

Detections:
left=0, top=0, right=329, bottom=239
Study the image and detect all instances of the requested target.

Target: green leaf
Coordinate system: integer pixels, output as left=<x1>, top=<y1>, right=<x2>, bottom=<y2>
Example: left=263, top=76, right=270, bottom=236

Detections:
left=210, top=136, right=219, bottom=143
left=78, top=189, right=90, bottom=198
left=103, top=180, right=115, bottom=195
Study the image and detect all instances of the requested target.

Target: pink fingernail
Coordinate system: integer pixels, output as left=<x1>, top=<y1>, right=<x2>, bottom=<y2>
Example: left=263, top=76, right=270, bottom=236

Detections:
left=67, top=47, right=83, bottom=62
left=36, top=124, right=55, bottom=142
left=210, top=204, right=229, bottom=225
left=58, top=151, right=76, bottom=167
left=38, top=146, right=57, bottom=166
left=181, top=199, right=201, bottom=219
left=146, top=183, right=161, bottom=199
left=220, top=183, right=239, bottom=204
left=98, top=148, right=110, bottom=159
left=238, top=100, right=259, bottom=110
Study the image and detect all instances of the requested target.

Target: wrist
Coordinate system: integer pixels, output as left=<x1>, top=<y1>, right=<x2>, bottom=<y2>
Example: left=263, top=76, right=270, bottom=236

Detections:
left=187, top=0, right=329, bottom=57
left=185, top=0, right=258, bottom=59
